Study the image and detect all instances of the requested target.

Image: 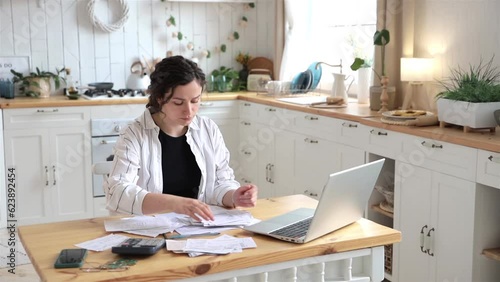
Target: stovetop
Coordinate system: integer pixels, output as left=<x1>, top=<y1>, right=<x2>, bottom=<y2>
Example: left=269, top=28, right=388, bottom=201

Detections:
left=82, top=89, right=148, bottom=100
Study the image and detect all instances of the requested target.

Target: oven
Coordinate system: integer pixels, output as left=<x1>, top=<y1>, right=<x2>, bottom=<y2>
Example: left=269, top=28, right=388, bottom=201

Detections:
left=91, top=118, right=134, bottom=197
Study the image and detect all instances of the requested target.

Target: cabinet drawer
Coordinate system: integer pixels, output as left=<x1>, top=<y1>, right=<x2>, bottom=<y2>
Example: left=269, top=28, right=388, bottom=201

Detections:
left=401, top=137, right=477, bottom=181
left=198, top=100, right=239, bottom=119
left=4, top=106, right=90, bottom=129
left=332, top=119, right=366, bottom=147
left=477, top=150, right=500, bottom=189
left=362, top=125, right=406, bottom=159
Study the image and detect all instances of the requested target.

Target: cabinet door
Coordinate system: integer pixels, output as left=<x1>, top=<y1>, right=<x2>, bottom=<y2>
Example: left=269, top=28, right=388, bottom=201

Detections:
left=294, top=135, right=338, bottom=199
left=270, top=129, right=296, bottom=197
left=395, top=163, right=433, bottom=282
left=49, top=127, right=93, bottom=222
left=431, top=172, right=474, bottom=282
left=395, top=163, right=475, bottom=282
left=4, top=129, right=51, bottom=225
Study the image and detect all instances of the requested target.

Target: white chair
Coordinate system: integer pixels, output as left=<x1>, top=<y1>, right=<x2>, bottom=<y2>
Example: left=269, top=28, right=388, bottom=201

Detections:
left=91, top=162, right=113, bottom=217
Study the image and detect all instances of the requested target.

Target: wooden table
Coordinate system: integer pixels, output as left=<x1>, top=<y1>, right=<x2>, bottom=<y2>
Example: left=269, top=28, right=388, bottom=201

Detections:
left=18, top=195, right=401, bottom=281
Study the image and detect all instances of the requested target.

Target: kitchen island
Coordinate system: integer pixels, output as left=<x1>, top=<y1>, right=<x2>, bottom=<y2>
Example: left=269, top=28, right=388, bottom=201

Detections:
left=18, top=194, right=401, bottom=281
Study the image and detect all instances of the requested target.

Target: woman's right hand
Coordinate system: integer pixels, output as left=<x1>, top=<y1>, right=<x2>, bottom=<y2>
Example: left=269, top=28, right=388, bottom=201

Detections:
left=171, top=197, right=215, bottom=221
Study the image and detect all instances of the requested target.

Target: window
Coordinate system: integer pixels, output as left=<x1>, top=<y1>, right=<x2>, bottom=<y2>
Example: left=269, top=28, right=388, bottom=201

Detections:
left=281, top=0, right=376, bottom=97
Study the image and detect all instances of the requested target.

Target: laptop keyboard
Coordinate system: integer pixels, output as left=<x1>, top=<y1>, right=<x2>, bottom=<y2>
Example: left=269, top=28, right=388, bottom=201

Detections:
left=269, top=217, right=313, bottom=238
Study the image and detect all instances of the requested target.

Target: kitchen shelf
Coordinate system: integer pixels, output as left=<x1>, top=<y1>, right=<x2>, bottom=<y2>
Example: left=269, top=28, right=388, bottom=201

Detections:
left=482, top=247, right=500, bottom=261
left=371, top=204, right=394, bottom=219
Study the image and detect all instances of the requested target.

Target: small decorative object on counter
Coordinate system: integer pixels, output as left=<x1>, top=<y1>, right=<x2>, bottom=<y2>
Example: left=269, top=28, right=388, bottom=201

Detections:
left=0, top=78, right=15, bottom=99
left=236, top=52, right=252, bottom=90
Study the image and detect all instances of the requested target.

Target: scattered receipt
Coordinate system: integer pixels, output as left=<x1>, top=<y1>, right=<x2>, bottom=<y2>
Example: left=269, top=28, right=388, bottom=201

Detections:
left=75, top=234, right=129, bottom=251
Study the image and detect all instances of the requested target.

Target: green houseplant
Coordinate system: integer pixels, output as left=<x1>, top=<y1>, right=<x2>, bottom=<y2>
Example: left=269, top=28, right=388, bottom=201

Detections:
left=10, top=67, right=66, bottom=98
left=436, top=57, right=500, bottom=130
left=211, top=66, right=239, bottom=92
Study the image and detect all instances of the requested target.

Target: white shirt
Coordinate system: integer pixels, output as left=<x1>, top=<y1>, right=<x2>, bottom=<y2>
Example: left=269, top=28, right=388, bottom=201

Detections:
left=104, top=108, right=240, bottom=215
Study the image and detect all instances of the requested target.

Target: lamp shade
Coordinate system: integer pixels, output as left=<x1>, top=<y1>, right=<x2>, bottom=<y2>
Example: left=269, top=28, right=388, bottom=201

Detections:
left=400, top=58, right=434, bottom=82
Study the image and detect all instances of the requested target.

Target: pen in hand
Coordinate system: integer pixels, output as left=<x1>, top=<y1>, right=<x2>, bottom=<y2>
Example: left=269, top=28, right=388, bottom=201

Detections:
left=166, top=232, right=220, bottom=239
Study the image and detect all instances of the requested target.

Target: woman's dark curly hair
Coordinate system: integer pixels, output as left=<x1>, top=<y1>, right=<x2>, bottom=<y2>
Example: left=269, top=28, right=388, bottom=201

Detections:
left=146, top=56, right=206, bottom=114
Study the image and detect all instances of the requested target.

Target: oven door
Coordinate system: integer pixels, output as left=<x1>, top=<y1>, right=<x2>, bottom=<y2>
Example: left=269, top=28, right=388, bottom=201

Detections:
left=91, top=136, right=118, bottom=197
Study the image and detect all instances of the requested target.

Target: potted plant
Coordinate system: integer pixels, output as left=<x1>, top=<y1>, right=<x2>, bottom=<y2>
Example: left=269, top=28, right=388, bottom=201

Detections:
left=436, top=57, right=500, bottom=130
left=10, top=67, right=66, bottom=98
left=235, top=52, right=252, bottom=90
left=350, top=0, right=394, bottom=111
left=211, top=66, right=239, bottom=93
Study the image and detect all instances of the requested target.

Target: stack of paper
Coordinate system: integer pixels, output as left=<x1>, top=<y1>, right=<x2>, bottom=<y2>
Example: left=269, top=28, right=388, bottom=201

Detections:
left=166, top=234, right=257, bottom=257
left=191, top=206, right=257, bottom=227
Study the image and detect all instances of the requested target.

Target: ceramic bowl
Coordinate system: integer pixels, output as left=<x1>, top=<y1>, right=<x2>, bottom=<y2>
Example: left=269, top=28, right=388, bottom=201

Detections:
left=67, top=94, right=80, bottom=100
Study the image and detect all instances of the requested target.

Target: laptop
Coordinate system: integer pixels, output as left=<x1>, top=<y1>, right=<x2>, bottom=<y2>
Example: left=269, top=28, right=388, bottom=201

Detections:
left=243, top=159, right=385, bottom=243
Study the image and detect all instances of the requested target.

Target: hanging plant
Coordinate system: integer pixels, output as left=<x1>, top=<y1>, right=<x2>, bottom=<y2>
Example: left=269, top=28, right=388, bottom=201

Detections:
left=239, top=16, right=248, bottom=28
left=220, top=44, right=227, bottom=53
left=177, top=32, right=183, bottom=41
left=233, top=32, right=240, bottom=40
left=166, top=15, right=176, bottom=27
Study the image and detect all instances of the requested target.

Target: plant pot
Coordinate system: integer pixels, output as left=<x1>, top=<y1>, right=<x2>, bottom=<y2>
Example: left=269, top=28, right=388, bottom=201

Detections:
left=436, top=98, right=500, bottom=129
left=370, top=86, right=396, bottom=111
left=27, top=77, right=51, bottom=98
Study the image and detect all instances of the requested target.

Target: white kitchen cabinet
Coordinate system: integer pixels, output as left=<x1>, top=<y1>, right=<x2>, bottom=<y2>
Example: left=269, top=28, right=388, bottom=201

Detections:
left=361, top=125, right=407, bottom=159
left=394, top=162, right=475, bottom=282
left=3, top=107, right=93, bottom=225
left=238, top=103, right=296, bottom=198
left=476, top=149, right=500, bottom=189
left=294, top=134, right=365, bottom=199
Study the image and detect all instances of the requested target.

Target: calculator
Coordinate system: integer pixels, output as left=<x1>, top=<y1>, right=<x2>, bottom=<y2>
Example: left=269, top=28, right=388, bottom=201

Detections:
left=111, top=238, right=166, bottom=255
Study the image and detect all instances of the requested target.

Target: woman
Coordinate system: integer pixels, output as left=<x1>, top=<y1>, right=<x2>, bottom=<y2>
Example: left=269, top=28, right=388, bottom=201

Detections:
left=105, top=56, right=258, bottom=221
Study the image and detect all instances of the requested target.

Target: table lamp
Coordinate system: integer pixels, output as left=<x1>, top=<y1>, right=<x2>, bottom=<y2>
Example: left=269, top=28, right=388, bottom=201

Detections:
left=400, top=58, right=434, bottom=110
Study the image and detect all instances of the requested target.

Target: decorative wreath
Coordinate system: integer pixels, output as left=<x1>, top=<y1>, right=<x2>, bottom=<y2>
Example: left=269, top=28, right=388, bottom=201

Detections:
left=87, top=0, right=129, bottom=33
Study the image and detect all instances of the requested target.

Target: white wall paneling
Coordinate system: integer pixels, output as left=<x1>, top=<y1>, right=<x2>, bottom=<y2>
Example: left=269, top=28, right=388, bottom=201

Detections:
left=0, top=0, right=274, bottom=90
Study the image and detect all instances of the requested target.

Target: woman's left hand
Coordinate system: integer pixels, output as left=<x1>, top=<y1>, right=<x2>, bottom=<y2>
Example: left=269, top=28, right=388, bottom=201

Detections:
left=232, top=184, right=258, bottom=208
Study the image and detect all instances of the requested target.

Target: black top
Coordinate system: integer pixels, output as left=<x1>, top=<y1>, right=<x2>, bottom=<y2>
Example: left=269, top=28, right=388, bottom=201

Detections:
left=158, top=130, right=201, bottom=199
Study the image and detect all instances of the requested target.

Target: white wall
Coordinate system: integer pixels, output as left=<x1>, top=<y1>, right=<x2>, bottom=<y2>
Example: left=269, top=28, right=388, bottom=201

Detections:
left=0, top=0, right=275, bottom=90
left=414, top=0, right=500, bottom=79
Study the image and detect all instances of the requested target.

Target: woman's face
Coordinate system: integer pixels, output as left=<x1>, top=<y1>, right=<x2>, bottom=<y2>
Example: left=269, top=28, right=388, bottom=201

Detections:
left=159, top=80, right=202, bottom=127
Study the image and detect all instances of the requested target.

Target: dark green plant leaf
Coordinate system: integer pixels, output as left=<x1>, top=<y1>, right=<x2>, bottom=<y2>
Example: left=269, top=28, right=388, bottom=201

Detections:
left=373, top=29, right=390, bottom=46
left=249, top=3, right=255, bottom=8
left=169, top=16, right=176, bottom=26
left=207, top=50, right=211, bottom=59
left=350, top=58, right=366, bottom=71
left=177, top=32, right=183, bottom=41
left=233, top=32, right=239, bottom=40
left=221, top=44, right=227, bottom=52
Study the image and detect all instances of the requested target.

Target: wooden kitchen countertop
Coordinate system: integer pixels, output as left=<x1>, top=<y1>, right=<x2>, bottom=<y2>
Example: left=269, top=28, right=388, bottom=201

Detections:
left=1, top=92, right=499, bottom=152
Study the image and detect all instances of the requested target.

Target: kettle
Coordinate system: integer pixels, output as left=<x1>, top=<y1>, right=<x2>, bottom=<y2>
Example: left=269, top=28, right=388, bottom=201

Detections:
left=126, top=61, right=151, bottom=90
left=331, top=73, right=354, bottom=101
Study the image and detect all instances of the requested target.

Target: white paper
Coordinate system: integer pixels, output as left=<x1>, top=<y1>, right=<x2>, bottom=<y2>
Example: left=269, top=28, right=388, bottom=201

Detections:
left=74, top=234, right=129, bottom=252
left=165, top=235, right=257, bottom=257
left=192, top=206, right=256, bottom=227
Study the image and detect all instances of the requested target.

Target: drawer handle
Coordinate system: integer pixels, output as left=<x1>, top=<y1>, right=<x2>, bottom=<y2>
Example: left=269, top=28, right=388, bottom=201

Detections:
left=241, top=150, right=251, bottom=155
left=419, top=225, right=428, bottom=253
left=45, top=166, right=49, bottom=186
left=304, top=190, right=318, bottom=197
left=37, top=109, right=59, bottom=113
left=243, top=103, right=251, bottom=106
left=52, top=165, right=56, bottom=185
left=488, top=155, right=500, bottom=163
left=304, top=138, right=319, bottom=144
left=342, top=122, right=358, bottom=128
left=265, top=108, right=276, bottom=112
left=370, top=129, right=387, bottom=136
left=425, top=228, right=435, bottom=256
left=421, top=141, right=443, bottom=149
left=240, top=121, right=251, bottom=126
left=304, top=115, right=319, bottom=121
left=200, top=102, right=213, bottom=107
left=100, top=140, right=116, bottom=145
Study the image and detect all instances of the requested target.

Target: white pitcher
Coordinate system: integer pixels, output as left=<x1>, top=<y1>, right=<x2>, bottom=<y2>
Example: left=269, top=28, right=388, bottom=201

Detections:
left=331, top=73, right=354, bottom=102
